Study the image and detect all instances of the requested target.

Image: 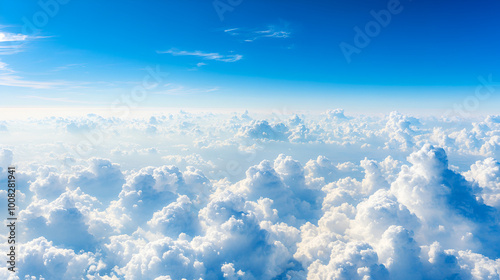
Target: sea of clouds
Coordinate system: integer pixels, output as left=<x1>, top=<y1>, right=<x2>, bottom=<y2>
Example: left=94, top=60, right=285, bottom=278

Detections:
left=0, top=109, right=500, bottom=279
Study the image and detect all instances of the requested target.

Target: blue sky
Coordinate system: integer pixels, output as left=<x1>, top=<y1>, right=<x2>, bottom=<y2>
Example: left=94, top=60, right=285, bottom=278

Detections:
left=0, top=0, right=499, bottom=112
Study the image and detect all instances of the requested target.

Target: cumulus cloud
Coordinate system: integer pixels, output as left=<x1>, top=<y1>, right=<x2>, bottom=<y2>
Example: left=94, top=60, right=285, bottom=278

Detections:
left=382, top=111, right=420, bottom=150
left=237, top=120, right=289, bottom=141
left=464, top=158, right=500, bottom=208
left=5, top=237, right=101, bottom=279
left=147, top=195, right=199, bottom=237
left=0, top=148, right=13, bottom=170
left=306, top=240, right=389, bottom=280
left=230, top=155, right=322, bottom=226
left=324, top=108, right=350, bottom=121
left=3, top=110, right=500, bottom=279
left=20, top=188, right=103, bottom=251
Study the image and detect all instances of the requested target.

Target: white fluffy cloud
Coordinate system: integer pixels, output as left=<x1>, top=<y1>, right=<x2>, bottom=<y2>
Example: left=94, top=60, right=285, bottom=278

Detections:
left=2, top=110, right=500, bottom=279
left=464, top=157, right=500, bottom=208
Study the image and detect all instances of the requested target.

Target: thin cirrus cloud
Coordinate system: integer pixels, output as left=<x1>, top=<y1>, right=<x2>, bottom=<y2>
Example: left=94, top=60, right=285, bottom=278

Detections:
left=153, top=83, right=219, bottom=95
left=0, top=30, right=49, bottom=55
left=0, top=69, right=68, bottom=89
left=0, top=60, right=68, bottom=89
left=0, top=40, right=83, bottom=91
left=0, top=31, right=28, bottom=42
left=0, top=30, right=66, bottom=89
left=0, top=31, right=28, bottom=55
left=0, top=31, right=25, bottom=75
left=0, top=61, right=12, bottom=72
left=20, top=95, right=100, bottom=104
left=224, top=24, right=292, bottom=42
left=157, top=48, right=243, bottom=62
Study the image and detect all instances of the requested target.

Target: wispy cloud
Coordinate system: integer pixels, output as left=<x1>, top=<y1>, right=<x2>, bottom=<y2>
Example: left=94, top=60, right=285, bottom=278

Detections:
left=0, top=72, right=67, bottom=89
left=157, top=49, right=243, bottom=62
left=0, top=60, right=67, bottom=89
left=0, top=44, right=25, bottom=55
left=0, top=29, right=65, bottom=89
left=153, top=83, right=219, bottom=95
left=0, top=31, right=48, bottom=55
left=0, top=31, right=28, bottom=55
left=20, top=95, right=99, bottom=104
left=223, top=23, right=292, bottom=42
left=0, top=61, right=13, bottom=72
left=0, top=32, right=28, bottom=42
left=254, top=28, right=291, bottom=39
left=51, top=63, right=87, bottom=72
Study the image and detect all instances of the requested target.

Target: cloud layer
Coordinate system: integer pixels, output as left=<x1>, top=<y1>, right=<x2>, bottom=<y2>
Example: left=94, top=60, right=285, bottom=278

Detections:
left=1, top=110, right=500, bottom=279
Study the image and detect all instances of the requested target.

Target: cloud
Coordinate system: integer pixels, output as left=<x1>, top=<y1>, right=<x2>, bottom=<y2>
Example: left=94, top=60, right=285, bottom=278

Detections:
left=0, top=44, right=25, bottom=56
left=0, top=74, right=67, bottom=89
left=486, top=115, right=500, bottom=124
left=0, top=60, right=68, bottom=89
left=360, top=158, right=390, bottom=195
left=117, top=235, right=204, bottom=279
left=0, top=61, right=12, bottom=72
left=105, top=164, right=211, bottom=234
left=0, top=31, right=31, bottom=55
left=20, top=188, right=103, bottom=252
left=153, top=83, right=219, bottom=95
left=162, top=153, right=216, bottom=168
left=0, top=32, right=28, bottom=42
left=377, top=225, right=423, bottom=280
left=158, top=49, right=243, bottom=62
left=382, top=111, right=420, bottom=151
left=4, top=110, right=500, bottom=279
left=196, top=189, right=301, bottom=279
left=324, top=108, right=350, bottom=121
left=0, top=30, right=63, bottom=88
left=237, top=120, right=289, bottom=141
left=349, top=189, right=420, bottom=243
left=391, top=144, right=500, bottom=258
left=20, top=95, right=99, bottom=104
left=464, top=158, right=500, bottom=209
left=306, top=240, right=389, bottom=279
left=51, top=63, right=87, bottom=72
left=223, top=23, right=292, bottom=42
left=0, top=29, right=36, bottom=58
left=5, top=237, right=101, bottom=279
left=68, top=158, right=125, bottom=203
left=231, top=155, right=322, bottom=226
left=0, top=148, right=13, bottom=169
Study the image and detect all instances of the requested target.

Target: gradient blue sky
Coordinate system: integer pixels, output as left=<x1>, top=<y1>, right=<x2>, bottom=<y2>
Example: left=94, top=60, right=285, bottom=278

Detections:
left=0, top=0, right=499, bottom=112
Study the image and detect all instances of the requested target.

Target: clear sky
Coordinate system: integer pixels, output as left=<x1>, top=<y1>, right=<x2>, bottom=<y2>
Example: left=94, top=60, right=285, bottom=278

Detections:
left=0, top=0, right=499, bottom=113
